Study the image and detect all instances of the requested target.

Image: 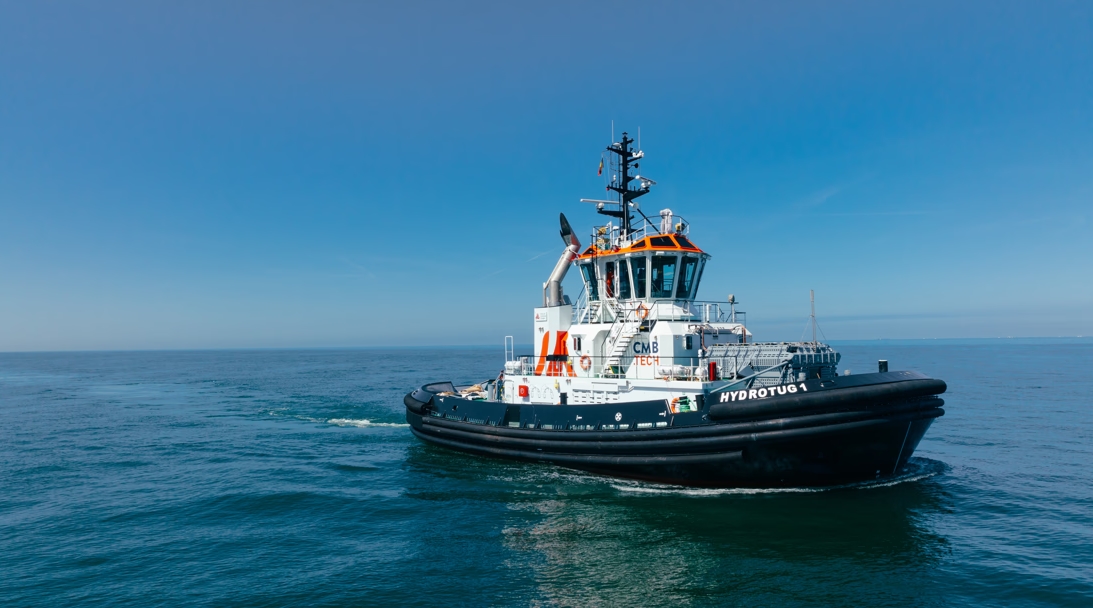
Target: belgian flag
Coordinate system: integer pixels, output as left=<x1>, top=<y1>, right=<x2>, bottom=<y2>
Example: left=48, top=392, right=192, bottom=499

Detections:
left=597, top=157, right=604, bottom=176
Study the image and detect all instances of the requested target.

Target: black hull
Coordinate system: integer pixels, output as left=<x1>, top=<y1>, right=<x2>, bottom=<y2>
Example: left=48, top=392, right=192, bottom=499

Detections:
left=405, top=372, right=945, bottom=488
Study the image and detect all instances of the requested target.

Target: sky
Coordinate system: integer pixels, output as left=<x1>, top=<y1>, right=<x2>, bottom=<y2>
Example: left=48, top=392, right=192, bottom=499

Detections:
left=1, top=1, right=1091, bottom=351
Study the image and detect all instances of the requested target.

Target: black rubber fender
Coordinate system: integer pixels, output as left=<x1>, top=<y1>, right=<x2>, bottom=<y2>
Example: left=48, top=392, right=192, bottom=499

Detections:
left=418, top=406, right=943, bottom=456
left=404, top=391, right=431, bottom=414
left=411, top=427, right=745, bottom=467
left=414, top=395, right=941, bottom=443
left=418, top=398, right=942, bottom=453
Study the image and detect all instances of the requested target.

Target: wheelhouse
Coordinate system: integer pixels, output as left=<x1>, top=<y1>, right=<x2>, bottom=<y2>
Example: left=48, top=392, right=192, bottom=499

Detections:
left=575, top=224, right=709, bottom=306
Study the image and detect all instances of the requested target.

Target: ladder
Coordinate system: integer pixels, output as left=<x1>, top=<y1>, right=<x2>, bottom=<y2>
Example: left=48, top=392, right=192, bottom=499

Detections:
left=601, top=302, right=641, bottom=375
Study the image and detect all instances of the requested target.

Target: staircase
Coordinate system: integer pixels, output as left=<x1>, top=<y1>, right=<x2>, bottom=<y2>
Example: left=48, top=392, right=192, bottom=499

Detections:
left=601, top=302, right=642, bottom=376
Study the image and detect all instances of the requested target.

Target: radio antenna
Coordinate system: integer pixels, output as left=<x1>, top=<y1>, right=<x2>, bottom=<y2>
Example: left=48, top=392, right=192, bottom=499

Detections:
left=810, top=290, right=817, bottom=344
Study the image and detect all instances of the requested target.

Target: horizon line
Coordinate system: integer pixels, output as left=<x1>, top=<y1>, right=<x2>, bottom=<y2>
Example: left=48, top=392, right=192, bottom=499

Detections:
left=1, top=335, right=1090, bottom=355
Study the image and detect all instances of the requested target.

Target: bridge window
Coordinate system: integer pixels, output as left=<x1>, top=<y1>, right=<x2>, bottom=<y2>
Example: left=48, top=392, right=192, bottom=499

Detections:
left=579, top=263, right=599, bottom=301
left=604, top=262, right=616, bottom=299
left=692, top=258, right=705, bottom=299
left=631, top=257, right=647, bottom=299
left=649, top=236, right=675, bottom=248
left=651, top=255, right=677, bottom=299
left=618, top=259, right=632, bottom=299
left=676, top=256, right=699, bottom=299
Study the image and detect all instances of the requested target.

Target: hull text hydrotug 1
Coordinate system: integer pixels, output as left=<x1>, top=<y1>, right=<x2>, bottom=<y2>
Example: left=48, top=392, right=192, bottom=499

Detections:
left=405, top=132, right=946, bottom=487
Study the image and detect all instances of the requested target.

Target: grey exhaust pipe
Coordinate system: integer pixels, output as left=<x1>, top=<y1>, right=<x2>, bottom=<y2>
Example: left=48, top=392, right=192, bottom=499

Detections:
left=543, top=213, right=582, bottom=307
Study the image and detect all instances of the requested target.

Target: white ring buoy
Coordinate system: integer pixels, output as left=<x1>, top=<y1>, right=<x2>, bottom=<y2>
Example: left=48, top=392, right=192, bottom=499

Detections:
left=579, top=355, right=592, bottom=371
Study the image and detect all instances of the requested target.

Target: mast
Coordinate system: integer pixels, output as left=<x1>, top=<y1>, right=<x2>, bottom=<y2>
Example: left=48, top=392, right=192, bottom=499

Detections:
left=810, top=289, right=817, bottom=344
left=600, top=132, right=651, bottom=239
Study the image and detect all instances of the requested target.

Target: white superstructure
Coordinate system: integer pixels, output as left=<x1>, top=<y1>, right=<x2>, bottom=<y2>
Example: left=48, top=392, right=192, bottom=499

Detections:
left=494, top=131, right=760, bottom=413
left=498, top=209, right=756, bottom=409
left=490, top=131, right=842, bottom=412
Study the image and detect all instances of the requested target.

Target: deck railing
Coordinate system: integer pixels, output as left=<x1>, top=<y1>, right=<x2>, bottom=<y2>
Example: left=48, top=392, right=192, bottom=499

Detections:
left=503, top=354, right=714, bottom=380
left=571, top=296, right=745, bottom=326
left=590, top=214, right=692, bottom=250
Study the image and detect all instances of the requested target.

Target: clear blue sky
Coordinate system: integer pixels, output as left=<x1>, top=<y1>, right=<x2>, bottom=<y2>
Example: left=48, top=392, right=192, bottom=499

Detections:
left=1, top=1, right=1090, bottom=351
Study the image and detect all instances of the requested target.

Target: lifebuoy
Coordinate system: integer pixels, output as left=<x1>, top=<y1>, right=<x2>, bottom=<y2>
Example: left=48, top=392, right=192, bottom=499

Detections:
left=637, top=304, right=650, bottom=320
left=579, top=355, right=592, bottom=371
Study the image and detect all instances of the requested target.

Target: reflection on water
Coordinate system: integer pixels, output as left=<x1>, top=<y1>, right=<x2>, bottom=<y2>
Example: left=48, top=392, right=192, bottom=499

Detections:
left=405, top=445, right=951, bottom=606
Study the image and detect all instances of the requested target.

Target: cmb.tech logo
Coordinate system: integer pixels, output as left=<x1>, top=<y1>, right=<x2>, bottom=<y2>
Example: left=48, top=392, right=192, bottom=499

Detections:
left=633, top=340, right=659, bottom=354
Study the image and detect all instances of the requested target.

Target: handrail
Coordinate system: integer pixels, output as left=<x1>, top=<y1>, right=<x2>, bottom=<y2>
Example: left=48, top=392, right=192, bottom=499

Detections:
left=591, top=214, right=693, bottom=250
left=570, top=298, right=747, bottom=325
left=571, top=285, right=589, bottom=323
left=503, top=353, right=711, bottom=380
left=600, top=300, right=644, bottom=375
left=501, top=352, right=793, bottom=383
left=709, top=361, right=790, bottom=392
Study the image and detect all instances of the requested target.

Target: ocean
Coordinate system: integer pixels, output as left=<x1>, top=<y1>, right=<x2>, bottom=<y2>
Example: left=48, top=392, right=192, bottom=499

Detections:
left=2, top=341, right=1091, bottom=606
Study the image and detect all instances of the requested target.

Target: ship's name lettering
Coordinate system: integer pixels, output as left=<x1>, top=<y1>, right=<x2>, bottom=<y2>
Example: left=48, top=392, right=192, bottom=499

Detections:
left=719, top=383, right=808, bottom=403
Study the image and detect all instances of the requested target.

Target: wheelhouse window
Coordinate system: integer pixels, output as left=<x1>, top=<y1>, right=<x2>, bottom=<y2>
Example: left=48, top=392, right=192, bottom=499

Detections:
left=604, top=262, right=616, bottom=299
left=618, top=259, right=632, bottom=299
left=692, top=258, right=706, bottom=299
left=676, top=256, right=699, bottom=299
left=651, top=255, right=677, bottom=299
left=649, top=236, right=675, bottom=248
left=579, top=263, right=599, bottom=301
left=631, top=257, right=647, bottom=299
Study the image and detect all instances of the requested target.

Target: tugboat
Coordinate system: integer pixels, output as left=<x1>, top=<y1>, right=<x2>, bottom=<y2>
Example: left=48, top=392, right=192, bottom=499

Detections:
left=404, top=132, right=946, bottom=487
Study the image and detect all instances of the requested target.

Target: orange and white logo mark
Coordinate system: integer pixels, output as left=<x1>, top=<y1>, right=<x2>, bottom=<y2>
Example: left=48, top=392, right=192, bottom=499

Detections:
left=535, top=330, right=574, bottom=377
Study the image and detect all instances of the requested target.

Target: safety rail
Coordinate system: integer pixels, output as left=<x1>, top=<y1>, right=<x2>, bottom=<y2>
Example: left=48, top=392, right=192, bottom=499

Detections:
left=708, top=361, right=792, bottom=391
left=600, top=300, right=648, bottom=376
left=500, top=357, right=801, bottom=387
left=503, top=353, right=746, bottom=381
left=590, top=214, right=692, bottom=250
left=456, top=358, right=793, bottom=405
left=497, top=339, right=833, bottom=386
left=646, top=300, right=746, bottom=325
left=571, top=286, right=590, bottom=324
left=571, top=296, right=746, bottom=326
left=489, top=354, right=809, bottom=387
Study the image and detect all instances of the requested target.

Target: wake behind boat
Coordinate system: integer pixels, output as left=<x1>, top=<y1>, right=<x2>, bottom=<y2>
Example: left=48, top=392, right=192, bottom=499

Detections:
left=405, top=132, right=946, bottom=487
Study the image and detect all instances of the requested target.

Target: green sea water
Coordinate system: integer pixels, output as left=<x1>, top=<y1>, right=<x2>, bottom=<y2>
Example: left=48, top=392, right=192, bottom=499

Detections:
left=2, top=341, right=1091, bottom=606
